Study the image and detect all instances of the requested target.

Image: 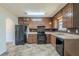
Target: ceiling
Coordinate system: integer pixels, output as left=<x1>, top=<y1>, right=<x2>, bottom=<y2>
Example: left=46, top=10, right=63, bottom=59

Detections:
left=0, top=3, right=67, bottom=17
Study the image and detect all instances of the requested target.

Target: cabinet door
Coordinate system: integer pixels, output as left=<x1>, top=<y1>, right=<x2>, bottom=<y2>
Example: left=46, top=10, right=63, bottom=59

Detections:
left=54, top=19, right=58, bottom=29
left=32, top=34, right=37, bottom=43
left=64, top=39, right=79, bottom=56
left=50, top=35, right=56, bottom=48
left=52, top=17, right=58, bottom=29
left=27, top=34, right=33, bottom=44
left=27, top=34, right=37, bottom=44
left=46, top=34, right=51, bottom=43
left=18, top=17, right=24, bottom=25
left=73, top=4, right=79, bottom=28
left=63, top=4, right=73, bottom=28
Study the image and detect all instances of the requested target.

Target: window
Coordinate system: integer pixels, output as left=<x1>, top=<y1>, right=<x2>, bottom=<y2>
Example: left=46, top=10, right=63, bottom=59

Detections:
left=58, top=18, right=67, bottom=31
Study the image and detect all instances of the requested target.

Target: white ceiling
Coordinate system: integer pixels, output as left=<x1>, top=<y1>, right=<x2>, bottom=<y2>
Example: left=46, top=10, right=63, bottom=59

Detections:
left=0, top=3, right=67, bottom=17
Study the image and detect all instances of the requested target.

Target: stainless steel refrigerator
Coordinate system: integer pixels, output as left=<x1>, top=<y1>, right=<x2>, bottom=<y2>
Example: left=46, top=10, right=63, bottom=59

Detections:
left=15, top=25, right=27, bottom=45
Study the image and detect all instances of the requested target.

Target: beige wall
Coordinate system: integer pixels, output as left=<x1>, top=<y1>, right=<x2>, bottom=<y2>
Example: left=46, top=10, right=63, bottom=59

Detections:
left=0, top=6, right=18, bottom=55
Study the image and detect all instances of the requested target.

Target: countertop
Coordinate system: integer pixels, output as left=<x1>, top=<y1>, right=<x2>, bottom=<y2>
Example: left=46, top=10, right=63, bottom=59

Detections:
left=28, top=32, right=79, bottom=39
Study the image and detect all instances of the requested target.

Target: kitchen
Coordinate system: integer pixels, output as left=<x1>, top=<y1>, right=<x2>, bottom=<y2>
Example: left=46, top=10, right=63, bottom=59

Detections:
left=15, top=3, right=79, bottom=56
left=0, top=3, right=79, bottom=56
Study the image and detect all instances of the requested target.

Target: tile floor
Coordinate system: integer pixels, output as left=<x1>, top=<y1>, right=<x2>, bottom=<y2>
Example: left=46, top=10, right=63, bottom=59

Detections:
left=1, top=44, right=59, bottom=56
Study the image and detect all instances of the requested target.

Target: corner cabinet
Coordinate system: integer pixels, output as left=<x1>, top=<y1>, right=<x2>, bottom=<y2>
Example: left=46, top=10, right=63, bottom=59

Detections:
left=52, top=17, right=58, bottom=29
left=51, top=10, right=63, bottom=29
left=63, top=4, right=79, bottom=28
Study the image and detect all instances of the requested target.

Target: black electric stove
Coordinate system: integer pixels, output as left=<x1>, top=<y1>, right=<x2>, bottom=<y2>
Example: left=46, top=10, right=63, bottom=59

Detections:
left=37, top=26, right=47, bottom=44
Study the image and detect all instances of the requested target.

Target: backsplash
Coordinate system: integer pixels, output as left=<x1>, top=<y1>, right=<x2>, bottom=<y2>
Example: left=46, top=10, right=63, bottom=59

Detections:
left=30, top=28, right=58, bottom=32
left=67, top=28, right=79, bottom=34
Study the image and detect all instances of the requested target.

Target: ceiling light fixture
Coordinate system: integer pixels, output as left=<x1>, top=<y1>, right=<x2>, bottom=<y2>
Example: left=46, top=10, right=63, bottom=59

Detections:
left=26, top=11, right=45, bottom=16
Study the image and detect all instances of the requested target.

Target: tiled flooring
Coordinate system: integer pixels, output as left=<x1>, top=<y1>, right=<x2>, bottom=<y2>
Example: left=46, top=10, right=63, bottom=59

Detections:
left=1, top=44, right=59, bottom=56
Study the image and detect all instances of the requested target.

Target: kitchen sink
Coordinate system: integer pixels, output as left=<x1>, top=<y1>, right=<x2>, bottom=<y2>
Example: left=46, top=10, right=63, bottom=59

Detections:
left=56, top=33, right=65, bottom=35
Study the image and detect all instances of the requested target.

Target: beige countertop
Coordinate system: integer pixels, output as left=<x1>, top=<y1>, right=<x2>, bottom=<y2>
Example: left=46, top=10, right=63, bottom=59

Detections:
left=52, top=32, right=79, bottom=39
left=28, top=32, right=79, bottom=39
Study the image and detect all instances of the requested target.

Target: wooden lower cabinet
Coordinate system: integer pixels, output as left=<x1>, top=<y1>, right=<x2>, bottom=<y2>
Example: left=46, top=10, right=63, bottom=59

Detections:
left=27, top=34, right=51, bottom=44
left=27, top=34, right=37, bottom=44
left=50, top=35, right=56, bottom=48
left=46, top=34, right=51, bottom=43
left=64, top=39, right=79, bottom=56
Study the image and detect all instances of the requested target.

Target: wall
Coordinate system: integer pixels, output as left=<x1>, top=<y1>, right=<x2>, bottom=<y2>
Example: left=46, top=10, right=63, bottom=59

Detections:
left=0, top=6, right=18, bottom=55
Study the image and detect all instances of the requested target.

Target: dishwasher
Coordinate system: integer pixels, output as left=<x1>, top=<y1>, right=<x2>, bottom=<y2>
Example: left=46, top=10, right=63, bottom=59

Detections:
left=56, top=37, right=64, bottom=56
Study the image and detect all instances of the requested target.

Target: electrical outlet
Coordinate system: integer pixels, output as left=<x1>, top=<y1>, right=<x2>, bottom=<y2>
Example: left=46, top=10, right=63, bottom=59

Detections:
left=76, top=29, right=79, bottom=33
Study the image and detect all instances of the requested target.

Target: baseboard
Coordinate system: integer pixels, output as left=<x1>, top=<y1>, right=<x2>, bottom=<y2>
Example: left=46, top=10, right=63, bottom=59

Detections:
left=0, top=49, right=7, bottom=56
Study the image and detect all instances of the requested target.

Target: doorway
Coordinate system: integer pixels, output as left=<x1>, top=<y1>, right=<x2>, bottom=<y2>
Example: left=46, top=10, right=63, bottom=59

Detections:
left=6, top=18, right=15, bottom=45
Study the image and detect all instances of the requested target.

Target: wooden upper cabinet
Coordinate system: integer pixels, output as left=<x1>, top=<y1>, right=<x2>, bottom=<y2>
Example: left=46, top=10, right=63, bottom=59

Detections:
left=73, top=4, right=79, bottom=28
left=18, top=17, right=24, bottom=25
left=63, top=3, right=79, bottom=28
left=52, top=17, right=58, bottom=29
left=55, top=10, right=63, bottom=19
left=51, top=9, right=63, bottom=29
left=52, top=3, right=79, bottom=29
left=63, top=4, right=73, bottom=28
left=18, top=17, right=28, bottom=25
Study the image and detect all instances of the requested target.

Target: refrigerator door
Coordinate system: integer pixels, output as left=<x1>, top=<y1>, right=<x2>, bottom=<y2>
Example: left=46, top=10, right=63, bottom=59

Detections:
left=15, top=25, right=26, bottom=45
